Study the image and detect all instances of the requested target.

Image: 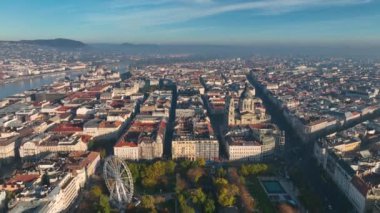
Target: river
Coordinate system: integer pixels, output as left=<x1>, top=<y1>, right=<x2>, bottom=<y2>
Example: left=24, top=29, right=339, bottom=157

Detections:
left=0, top=62, right=132, bottom=100
left=0, top=71, right=84, bottom=99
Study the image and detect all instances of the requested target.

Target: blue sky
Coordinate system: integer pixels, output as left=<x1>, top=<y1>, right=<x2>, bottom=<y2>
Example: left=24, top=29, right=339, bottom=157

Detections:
left=0, top=0, right=380, bottom=44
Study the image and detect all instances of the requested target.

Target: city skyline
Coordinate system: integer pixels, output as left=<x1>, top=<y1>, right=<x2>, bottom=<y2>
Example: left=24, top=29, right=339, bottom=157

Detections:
left=0, top=1, right=380, bottom=213
left=1, top=0, right=380, bottom=44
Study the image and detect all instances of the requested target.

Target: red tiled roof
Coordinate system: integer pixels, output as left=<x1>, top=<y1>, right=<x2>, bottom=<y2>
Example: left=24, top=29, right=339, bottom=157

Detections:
left=114, top=140, right=137, bottom=147
left=81, top=151, right=100, bottom=167
left=8, top=174, right=40, bottom=184
left=52, top=123, right=83, bottom=132
left=249, top=123, right=271, bottom=129
left=99, top=120, right=123, bottom=128
left=32, top=102, right=43, bottom=107
left=81, top=135, right=93, bottom=143
left=67, top=151, right=100, bottom=172
left=68, top=92, right=97, bottom=100
left=57, top=106, right=72, bottom=112
left=87, top=84, right=109, bottom=92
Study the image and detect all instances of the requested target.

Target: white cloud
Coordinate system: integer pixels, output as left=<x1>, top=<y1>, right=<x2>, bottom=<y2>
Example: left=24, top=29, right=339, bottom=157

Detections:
left=84, top=0, right=372, bottom=28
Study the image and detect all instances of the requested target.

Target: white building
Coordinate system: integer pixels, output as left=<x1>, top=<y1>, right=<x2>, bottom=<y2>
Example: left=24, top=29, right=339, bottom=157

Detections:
left=0, top=190, right=6, bottom=209
left=226, top=125, right=280, bottom=161
left=314, top=141, right=380, bottom=213
left=114, top=116, right=167, bottom=160
left=9, top=152, right=100, bottom=213
left=0, top=135, right=17, bottom=159
left=114, top=141, right=139, bottom=160
left=172, top=139, right=219, bottom=161
left=83, top=119, right=124, bottom=139
left=19, top=134, right=88, bottom=159
left=112, top=83, right=140, bottom=97
left=76, top=106, right=96, bottom=116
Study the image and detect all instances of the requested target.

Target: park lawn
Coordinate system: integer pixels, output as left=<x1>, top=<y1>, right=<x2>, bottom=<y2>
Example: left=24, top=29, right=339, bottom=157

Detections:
left=245, top=176, right=277, bottom=213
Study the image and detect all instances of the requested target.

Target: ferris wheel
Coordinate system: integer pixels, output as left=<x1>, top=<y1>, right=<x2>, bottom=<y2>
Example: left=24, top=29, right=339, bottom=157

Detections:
left=103, top=156, right=134, bottom=209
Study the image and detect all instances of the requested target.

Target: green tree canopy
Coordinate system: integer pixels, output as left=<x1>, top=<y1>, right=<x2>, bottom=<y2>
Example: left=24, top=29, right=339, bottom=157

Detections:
left=190, top=188, right=206, bottom=205
left=196, top=158, right=206, bottom=167
left=240, top=163, right=270, bottom=176
left=178, top=193, right=195, bottom=213
left=98, top=194, right=111, bottom=213
left=141, top=195, right=156, bottom=210
left=127, top=162, right=140, bottom=183
left=90, top=185, right=103, bottom=198
left=216, top=167, right=227, bottom=178
left=41, top=173, right=50, bottom=186
left=187, top=167, right=204, bottom=184
left=165, top=160, right=176, bottom=174
left=214, top=178, right=239, bottom=207
left=204, top=196, right=215, bottom=213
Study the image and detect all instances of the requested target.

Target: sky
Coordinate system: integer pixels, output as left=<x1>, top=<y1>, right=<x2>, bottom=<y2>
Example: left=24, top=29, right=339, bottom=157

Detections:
left=0, top=0, right=380, bottom=44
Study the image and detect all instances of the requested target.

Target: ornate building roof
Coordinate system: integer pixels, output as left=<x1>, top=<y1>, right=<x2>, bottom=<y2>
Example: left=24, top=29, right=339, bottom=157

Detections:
left=240, top=84, right=255, bottom=100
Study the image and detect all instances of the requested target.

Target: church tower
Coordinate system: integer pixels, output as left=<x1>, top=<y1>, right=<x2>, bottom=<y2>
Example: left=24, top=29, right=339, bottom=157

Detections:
left=239, top=84, right=255, bottom=113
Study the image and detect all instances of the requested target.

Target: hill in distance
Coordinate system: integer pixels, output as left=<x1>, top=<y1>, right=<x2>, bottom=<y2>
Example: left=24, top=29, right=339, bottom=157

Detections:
left=121, top=42, right=159, bottom=48
left=19, top=38, right=86, bottom=48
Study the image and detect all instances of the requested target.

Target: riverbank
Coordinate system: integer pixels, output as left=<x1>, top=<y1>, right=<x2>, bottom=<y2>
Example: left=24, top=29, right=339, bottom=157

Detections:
left=0, top=69, right=86, bottom=85
left=0, top=70, right=87, bottom=99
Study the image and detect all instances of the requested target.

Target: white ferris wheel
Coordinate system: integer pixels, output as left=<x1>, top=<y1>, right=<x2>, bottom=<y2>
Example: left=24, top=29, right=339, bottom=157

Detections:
left=103, top=156, right=134, bottom=209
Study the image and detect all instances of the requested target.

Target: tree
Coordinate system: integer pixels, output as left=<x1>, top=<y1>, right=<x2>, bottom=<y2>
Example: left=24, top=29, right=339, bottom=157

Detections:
left=218, top=188, right=236, bottom=207
left=141, top=195, right=156, bottom=211
left=175, top=176, right=187, bottom=193
left=90, top=185, right=103, bottom=198
left=181, top=205, right=195, bottom=213
left=127, top=162, right=140, bottom=183
left=240, top=163, right=270, bottom=176
left=141, top=176, right=158, bottom=188
left=196, top=158, right=206, bottom=167
left=6, top=191, right=15, bottom=201
left=216, top=167, right=226, bottom=178
left=179, top=160, right=192, bottom=171
left=204, top=197, right=216, bottom=213
left=214, top=178, right=239, bottom=207
left=178, top=193, right=186, bottom=206
left=214, top=178, right=228, bottom=188
left=41, top=173, right=50, bottom=186
left=178, top=194, right=195, bottom=213
left=240, top=164, right=249, bottom=176
left=141, top=163, right=161, bottom=188
left=190, top=188, right=206, bottom=205
left=165, top=160, right=176, bottom=174
left=139, top=161, right=177, bottom=190
left=87, top=141, right=95, bottom=150
left=187, top=168, right=203, bottom=184
left=100, top=149, right=107, bottom=159
left=98, top=194, right=111, bottom=213
left=240, top=176, right=246, bottom=185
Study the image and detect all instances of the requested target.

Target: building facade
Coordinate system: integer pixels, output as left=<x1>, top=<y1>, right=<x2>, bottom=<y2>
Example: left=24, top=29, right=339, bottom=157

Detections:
left=228, top=85, right=270, bottom=126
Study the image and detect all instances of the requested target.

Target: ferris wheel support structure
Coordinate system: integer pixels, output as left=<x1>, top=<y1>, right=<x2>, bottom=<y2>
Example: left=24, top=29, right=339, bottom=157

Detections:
left=103, top=156, right=134, bottom=209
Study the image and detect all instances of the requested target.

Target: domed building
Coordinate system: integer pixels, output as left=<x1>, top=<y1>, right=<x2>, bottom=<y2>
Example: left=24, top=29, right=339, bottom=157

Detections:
left=228, top=84, right=270, bottom=126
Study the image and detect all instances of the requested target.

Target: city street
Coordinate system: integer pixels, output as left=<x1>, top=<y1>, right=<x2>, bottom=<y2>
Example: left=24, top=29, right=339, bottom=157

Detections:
left=248, top=76, right=354, bottom=213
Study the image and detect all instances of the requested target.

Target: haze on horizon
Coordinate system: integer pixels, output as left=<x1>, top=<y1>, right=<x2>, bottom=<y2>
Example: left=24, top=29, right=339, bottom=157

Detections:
left=0, top=0, right=380, bottom=45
